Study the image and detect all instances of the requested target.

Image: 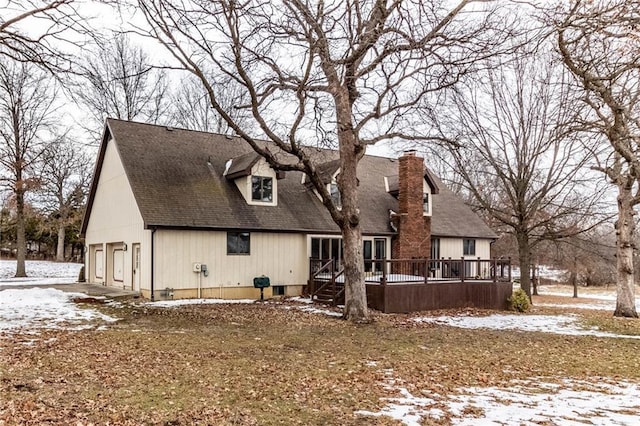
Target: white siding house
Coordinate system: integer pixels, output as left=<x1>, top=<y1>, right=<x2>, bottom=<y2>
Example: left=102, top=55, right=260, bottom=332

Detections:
left=82, top=119, right=498, bottom=301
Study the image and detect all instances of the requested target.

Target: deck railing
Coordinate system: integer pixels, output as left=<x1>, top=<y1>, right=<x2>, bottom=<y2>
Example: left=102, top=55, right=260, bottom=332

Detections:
left=311, top=257, right=511, bottom=285
left=308, top=259, right=345, bottom=305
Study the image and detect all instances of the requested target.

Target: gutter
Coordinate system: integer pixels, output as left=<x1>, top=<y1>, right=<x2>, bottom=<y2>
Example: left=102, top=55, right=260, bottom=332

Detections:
left=151, top=227, right=156, bottom=301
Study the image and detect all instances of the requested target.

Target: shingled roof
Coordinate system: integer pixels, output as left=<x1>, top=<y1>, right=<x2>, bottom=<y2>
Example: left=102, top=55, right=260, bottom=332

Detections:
left=81, top=119, right=497, bottom=239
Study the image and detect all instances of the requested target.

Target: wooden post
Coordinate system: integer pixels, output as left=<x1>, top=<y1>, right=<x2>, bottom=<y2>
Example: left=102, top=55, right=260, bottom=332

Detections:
left=331, top=268, right=336, bottom=307
left=461, top=257, right=465, bottom=282
left=492, top=257, right=497, bottom=283
left=424, top=258, right=428, bottom=284
left=508, top=257, right=512, bottom=281
left=381, top=258, right=387, bottom=286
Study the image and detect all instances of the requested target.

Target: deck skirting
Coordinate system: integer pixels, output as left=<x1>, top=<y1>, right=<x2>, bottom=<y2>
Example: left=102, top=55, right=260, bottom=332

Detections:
left=366, top=280, right=513, bottom=313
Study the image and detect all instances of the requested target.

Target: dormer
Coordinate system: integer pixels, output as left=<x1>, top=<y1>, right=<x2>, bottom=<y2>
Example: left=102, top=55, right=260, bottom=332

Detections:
left=224, top=152, right=279, bottom=206
left=385, top=160, right=439, bottom=217
left=311, top=159, right=342, bottom=208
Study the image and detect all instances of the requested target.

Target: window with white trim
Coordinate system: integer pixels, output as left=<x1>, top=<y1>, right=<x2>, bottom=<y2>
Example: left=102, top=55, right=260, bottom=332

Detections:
left=463, top=239, right=476, bottom=256
left=251, top=176, right=273, bottom=202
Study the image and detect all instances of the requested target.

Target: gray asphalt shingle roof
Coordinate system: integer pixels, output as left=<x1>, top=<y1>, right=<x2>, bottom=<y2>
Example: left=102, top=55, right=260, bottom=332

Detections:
left=82, top=119, right=496, bottom=239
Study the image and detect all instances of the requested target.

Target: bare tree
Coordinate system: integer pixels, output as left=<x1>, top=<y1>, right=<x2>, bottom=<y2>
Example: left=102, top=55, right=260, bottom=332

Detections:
left=0, top=60, right=57, bottom=276
left=556, top=0, right=640, bottom=318
left=0, top=0, right=85, bottom=71
left=135, top=0, right=516, bottom=322
left=75, top=33, right=170, bottom=137
left=170, top=74, right=251, bottom=134
left=39, top=136, right=91, bottom=261
left=430, top=52, right=607, bottom=299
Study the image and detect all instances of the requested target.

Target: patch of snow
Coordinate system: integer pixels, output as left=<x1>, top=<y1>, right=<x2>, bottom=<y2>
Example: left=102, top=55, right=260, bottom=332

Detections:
left=413, top=314, right=640, bottom=339
left=0, top=260, right=82, bottom=285
left=357, top=369, right=640, bottom=426
left=512, top=265, right=568, bottom=282
left=146, top=298, right=256, bottom=307
left=292, top=304, right=342, bottom=318
left=537, top=285, right=640, bottom=311
left=537, top=302, right=614, bottom=311
left=288, top=296, right=314, bottom=304
left=0, top=287, right=116, bottom=334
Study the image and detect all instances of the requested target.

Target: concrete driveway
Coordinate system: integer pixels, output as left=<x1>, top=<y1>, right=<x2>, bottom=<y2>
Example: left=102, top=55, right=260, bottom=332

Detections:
left=0, top=282, right=141, bottom=299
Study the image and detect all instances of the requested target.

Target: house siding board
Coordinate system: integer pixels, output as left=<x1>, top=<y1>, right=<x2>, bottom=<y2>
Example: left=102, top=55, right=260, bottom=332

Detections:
left=84, top=137, right=149, bottom=290
left=438, top=238, right=491, bottom=260
left=154, top=229, right=307, bottom=294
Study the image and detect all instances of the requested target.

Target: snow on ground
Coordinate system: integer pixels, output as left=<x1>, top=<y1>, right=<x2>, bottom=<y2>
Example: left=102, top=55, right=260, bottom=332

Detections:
left=357, top=368, right=640, bottom=426
left=537, top=284, right=640, bottom=311
left=0, top=259, right=82, bottom=285
left=513, top=265, right=569, bottom=282
left=0, top=287, right=116, bottom=334
left=146, top=298, right=257, bottom=307
left=413, top=313, right=640, bottom=340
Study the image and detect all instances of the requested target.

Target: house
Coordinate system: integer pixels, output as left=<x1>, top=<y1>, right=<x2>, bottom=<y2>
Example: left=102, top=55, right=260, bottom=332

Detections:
left=81, top=119, right=500, bottom=303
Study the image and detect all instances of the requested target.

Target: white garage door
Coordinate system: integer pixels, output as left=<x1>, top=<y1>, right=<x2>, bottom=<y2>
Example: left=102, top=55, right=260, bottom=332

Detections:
left=113, top=249, right=124, bottom=282
left=95, top=249, right=103, bottom=279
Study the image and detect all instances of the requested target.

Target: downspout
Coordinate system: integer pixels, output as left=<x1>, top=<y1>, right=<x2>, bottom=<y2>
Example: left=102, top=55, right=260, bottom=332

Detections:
left=151, top=227, right=156, bottom=301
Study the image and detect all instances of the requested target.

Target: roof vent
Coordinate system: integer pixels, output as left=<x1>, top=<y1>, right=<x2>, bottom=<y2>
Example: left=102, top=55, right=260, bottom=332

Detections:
left=225, top=135, right=232, bottom=140
left=166, top=126, right=174, bottom=131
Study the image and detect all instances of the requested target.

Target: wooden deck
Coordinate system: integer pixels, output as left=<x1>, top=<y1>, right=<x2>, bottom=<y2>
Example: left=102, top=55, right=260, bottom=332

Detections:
left=365, top=280, right=512, bottom=313
left=308, top=258, right=513, bottom=313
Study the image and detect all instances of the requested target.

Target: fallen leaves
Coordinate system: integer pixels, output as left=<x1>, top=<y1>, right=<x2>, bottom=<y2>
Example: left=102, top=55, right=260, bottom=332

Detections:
left=0, top=298, right=638, bottom=425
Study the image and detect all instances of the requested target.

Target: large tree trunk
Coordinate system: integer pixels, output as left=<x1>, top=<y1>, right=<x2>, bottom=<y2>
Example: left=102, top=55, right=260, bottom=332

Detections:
left=15, top=189, right=27, bottom=277
left=56, top=223, right=65, bottom=262
left=341, top=224, right=368, bottom=322
left=334, top=84, right=369, bottom=323
left=614, top=183, right=638, bottom=318
left=337, top=150, right=369, bottom=322
left=516, top=232, right=531, bottom=299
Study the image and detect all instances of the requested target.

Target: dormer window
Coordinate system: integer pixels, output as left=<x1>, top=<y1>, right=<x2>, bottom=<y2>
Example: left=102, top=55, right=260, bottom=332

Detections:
left=330, top=182, right=341, bottom=208
left=252, top=176, right=273, bottom=202
left=423, top=192, right=429, bottom=214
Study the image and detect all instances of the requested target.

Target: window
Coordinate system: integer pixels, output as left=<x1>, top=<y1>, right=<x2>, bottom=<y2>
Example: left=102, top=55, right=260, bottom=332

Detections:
left=251, top=176, right=273, bottom=202
left=364, top=240, right=372, bottom=272
left=374, top=239, right=386, bottom=272
left=423, top=193, right=429, bottom=214
left=310, top=237, right=343, bottom=269
left=463, top=239, right=476, bottom=256
left=227, top=232, right=250, bottom=254
left=272, top=285, right=285, bottom=296
left=431, top=238, right=440, bottom=259
left=330, top=182, right=341, bottom=208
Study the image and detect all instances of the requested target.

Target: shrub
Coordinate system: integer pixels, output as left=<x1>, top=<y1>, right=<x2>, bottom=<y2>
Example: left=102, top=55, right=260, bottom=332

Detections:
left=508, top=289, right=530, bottom=312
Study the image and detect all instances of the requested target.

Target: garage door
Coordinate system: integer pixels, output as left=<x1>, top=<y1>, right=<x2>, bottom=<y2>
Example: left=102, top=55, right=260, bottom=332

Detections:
left=113, top=249, right=124, bottom=283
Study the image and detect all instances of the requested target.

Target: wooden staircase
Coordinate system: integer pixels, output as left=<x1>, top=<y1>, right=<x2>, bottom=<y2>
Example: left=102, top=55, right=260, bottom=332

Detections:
left=308, top=259, right=345, bottom=306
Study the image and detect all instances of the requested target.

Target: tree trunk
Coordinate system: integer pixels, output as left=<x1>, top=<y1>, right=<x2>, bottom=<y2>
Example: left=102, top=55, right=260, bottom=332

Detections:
left=341, top=223, right=368, bottom=322
left=333, top=83, right=369, bottom=323
left=56, top=223, right=65, bottom=262
left=614, top=183, right=638, bottom=317
left=532, top=263, right=538, bottom=296
left=516, top=232, right=531, bottom=299
left=15, top=189, right=27, bottom=277
left=572, top=255, right=578, bottom=298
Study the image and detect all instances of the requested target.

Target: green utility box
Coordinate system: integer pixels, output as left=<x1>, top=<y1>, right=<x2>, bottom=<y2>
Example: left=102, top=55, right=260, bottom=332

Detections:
left=253, top=276, right=271, bottom=289
left=253, top=276, right=270, bottom=301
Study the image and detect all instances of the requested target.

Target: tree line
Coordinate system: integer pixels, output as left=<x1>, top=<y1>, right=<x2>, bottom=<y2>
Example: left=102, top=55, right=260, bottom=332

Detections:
left=0, top=0, right=637, bottom=320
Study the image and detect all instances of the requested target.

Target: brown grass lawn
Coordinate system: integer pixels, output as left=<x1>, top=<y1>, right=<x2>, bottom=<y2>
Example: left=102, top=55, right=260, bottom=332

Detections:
left=1, top=295, right=640, bottom=425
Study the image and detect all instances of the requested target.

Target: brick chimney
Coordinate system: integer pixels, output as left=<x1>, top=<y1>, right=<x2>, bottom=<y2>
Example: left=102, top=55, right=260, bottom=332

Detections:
left=392, top=150, right=431, bottom=259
